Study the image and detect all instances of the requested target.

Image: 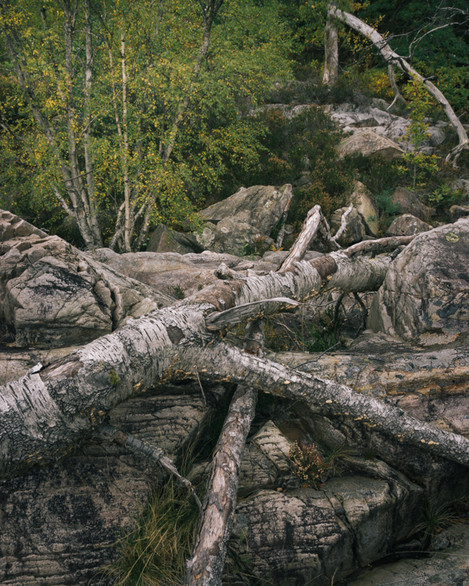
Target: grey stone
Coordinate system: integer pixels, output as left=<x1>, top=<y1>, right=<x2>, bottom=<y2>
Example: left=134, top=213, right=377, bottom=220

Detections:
left=197, top=184, right=292, bottom=256
left=386, top=214, right=432, bottom=236
left=390, top=187, right=434, bottom=222
left=146, top=223, right=201, bottom=254
left=331, top=206, right=367, bottom=245
left=0, top=210, right=170, bottom=348
left=337, top=129, right=405, bottom=161
left=369, top=218, right=469, bottom=347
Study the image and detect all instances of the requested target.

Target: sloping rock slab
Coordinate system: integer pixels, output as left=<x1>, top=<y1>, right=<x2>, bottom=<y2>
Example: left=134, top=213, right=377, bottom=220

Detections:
left=347, top=523, right=469, bottom=586
left=228, top=472, right=422, bottom=585
left=197, top=184, right=292, bottom=255
left=0, top=383, right=214, bottom=585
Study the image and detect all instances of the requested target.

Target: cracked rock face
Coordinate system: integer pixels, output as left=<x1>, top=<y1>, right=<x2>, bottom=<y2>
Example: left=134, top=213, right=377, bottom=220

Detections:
left=196, top=184, right=293, bottom=255
left=0, top=383, right=213, bottom=585
left=0, top=210, right=171, bottom=348
left=369, top=218, right=469, bottom=347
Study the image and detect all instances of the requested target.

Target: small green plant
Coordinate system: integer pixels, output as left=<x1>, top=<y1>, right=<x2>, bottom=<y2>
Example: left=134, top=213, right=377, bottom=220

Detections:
left=108, top=369, right=120, bottom=386
left=374, top=189, right=401, bottom=232
left=171, top=284, right=186, bottom=300
left=413, top=500, right=460, bottom=549
left=396, top=76, right=441, bottom=189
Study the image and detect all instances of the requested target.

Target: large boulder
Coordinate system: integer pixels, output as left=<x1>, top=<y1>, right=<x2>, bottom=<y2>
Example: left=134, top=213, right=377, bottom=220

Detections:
left=349, top=180, right=379, bottom=236
left=197, top=184, right=293, bottom=255
left=91, top=248, right=245, bottom=298
left=337, top=129, right=405, bottom=161
left=390, top=187, right=434, bottom=222
left=330, top=206, right=367, bottom=246
left=386, top=214, right=432, bottom=237
left=0, top=210, right=171, bottom=348
left=146, top=223, right=201, bottom=254
left=369, top=218, right=469, bottom=347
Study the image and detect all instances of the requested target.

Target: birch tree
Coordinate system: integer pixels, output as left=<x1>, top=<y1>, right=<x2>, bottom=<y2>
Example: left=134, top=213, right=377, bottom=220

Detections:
left=326, top=3, right=469, bottom=163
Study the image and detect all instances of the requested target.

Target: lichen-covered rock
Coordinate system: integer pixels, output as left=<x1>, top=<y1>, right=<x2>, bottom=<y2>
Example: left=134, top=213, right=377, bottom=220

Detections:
left=350, top=180, right=379, bottom=236
left=272, top=334, right=469, bottom=437
left=228, top=472, right=422, bottom=585
left=347, top=524, right=469, bottom=586
left=386, top=214, right=432, bottom=236
left=0, top=210, right=171, bottom=348
left=146, top=223, right=201, bottom=254
left=369, top=218, right=469, bottom=347
left=389, top=187, right=434, bottom=222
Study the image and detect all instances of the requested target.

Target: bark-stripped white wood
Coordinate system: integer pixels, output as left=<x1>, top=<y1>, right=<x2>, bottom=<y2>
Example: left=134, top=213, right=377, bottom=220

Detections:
left=184, top=319, right=264, bottom=585
left=205, top=298, right=299, bottom=331
left=0, top=235, right=464, bottom=478
left=184, top=385, right=258, bottom=585
left=329, top=5, right=469, bottom=163
left=279, top=205, right=340, bottom=274
left=323, top=4, right=339, bottom=86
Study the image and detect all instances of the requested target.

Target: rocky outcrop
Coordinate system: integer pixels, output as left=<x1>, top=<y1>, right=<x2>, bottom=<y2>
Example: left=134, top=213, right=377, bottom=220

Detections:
left=272, top=332, right=469, bottom=438
left=0, top=210, right=171, bottom=348
left=196, top=184, right=292, bottom=255
left=389, top=187, right=434, bottom=222
left=0, top=381, right=217, bottom=585
left=369, top=218, right=469, bottom=347
left=349, top=180, right=379, bottom=236
left=330, top=206, right=367, bottom=245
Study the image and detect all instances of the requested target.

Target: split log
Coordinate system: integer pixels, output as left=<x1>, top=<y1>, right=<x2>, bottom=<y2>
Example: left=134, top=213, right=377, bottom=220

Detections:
left=329, top=5, right=469, bottom=163
left=278, top=205, right=339, bottom=273
left=184, top=385, right=258, bottom=585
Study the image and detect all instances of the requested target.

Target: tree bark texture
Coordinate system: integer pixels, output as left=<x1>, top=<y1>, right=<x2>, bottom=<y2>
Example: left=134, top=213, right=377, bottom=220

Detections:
left=323, top=9, right=339, bottom=86
left=183, top=385, right=258, bottom=585
left=0, top=250, right=394, bottom=478
left=179, top=342, right=469, bottom=468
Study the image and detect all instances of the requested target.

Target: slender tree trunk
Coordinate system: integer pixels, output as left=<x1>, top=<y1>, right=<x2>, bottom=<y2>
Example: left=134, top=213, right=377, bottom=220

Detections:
left=135, top=0, right=225, bottom=250
left=323, top=5, right=339, bottom=86
left=120, top=31, right=132, bottom=252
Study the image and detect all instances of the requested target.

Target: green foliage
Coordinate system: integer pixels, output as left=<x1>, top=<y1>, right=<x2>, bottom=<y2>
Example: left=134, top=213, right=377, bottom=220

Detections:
left=0, top=0, right=292, bottom=248
left=236, top=106, right=351, bottom=232
left=108, top=370, right=121, bottom=387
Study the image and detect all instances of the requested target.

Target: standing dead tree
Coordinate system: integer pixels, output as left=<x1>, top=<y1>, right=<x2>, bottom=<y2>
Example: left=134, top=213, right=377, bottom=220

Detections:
left=327, top=4, right=469, bottom=164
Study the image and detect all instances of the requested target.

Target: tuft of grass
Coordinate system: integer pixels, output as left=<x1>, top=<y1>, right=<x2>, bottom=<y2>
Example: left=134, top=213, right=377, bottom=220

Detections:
left=104, top=480, right=200, bottom=585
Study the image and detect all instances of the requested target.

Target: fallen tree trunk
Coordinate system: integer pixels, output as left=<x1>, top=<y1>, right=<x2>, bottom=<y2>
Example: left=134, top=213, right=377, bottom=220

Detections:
left=183, top=384, right=258, bottom=585
left=1, top=235, right=467, bottom=481
left=179, top=342, right=469, bottom=468
left=329, top=5, right=469, bottom=164
left=184, top=321, right=265, bottom=585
